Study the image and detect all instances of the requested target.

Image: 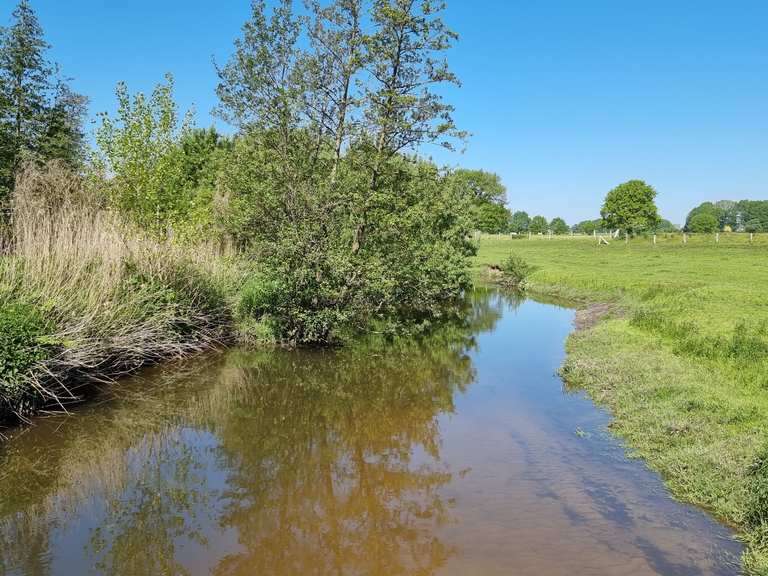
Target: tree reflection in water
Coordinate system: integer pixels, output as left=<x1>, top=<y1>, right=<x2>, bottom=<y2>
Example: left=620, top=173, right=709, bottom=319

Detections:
left=0, top=290, right=507, bottom=576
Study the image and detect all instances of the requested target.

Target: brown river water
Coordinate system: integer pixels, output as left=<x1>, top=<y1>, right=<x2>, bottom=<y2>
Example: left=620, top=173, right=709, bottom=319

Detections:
left=0, top=289, right=741, bottom=575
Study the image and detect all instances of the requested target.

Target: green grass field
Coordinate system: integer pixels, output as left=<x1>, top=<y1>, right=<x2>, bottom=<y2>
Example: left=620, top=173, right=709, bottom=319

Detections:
left=474, top=233, right=768, bottom=574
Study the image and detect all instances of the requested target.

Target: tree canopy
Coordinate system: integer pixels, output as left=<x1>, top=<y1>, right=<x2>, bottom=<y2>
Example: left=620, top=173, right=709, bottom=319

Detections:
left=510, top=211, right=530, bottom=233
left=687, top=212, right=718, bottom=233
left=549, top=217, right=568, bottom=235
left=0, top=0, right=86, bottom=203
left=208, top=0, right=472, bottom=342
left=450, top=169, right=510, bottom=233
left=685, top=199, right=768, bottom=232
left=529, top=215, right=548, bottom=234
left=600, top=179, right=660, bottom=234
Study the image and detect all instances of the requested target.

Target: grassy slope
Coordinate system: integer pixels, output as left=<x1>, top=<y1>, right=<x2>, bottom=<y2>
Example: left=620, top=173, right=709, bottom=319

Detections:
left=474, top=233, right=768, bottom=574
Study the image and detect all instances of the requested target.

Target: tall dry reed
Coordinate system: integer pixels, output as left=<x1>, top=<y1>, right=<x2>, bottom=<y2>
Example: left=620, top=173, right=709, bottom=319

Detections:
left=1, top=162, right=235, bottom=415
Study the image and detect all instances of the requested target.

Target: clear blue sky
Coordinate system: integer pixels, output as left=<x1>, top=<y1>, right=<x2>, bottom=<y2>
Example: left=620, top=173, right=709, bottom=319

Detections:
left=5, top=0, right=767, bottom=225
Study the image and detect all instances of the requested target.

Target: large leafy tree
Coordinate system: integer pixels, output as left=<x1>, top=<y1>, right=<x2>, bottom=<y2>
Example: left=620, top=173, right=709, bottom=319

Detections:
left=0, top=0, right=86, bottom=203
left=451, top=169, right=505, bottom=205
left=510, top=211, right=530, bottom=233
left=549, top=217, right=568, bottom=235
left=736, top=200, right=768, bottom=232
left=450, top=169, right=509, bottom=232
left=600, top=179, right=660, bottom=235
left=473, top=202, right=510, bottom=234
left=214, top=0, right=472, bottom=343
left=687, top=212, right=718, bottom=233
left=529, top=215, right=548, bottom=234
left=685, top=201, right=723, bottom=232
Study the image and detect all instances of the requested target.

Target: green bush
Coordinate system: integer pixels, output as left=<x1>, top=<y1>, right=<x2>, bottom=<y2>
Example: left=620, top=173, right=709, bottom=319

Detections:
left=687, top=212, right=719, bottom=233
left=0, top=300, right=54, bottom=413
left=499, top=254, right=538, bottom=287
left=238, top=273, right=286, bottom=319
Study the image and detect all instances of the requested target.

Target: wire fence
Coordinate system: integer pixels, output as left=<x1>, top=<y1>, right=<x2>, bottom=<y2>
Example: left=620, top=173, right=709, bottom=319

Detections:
left=475, top=230, right=768, bottom=247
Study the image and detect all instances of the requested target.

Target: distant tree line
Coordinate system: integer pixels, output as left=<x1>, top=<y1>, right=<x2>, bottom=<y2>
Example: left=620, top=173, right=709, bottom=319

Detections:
left=449, top=170, right=574, bottom=235
left=482, top=179, right=677, bottom=237
left=685, top=200, right=768, bottom=233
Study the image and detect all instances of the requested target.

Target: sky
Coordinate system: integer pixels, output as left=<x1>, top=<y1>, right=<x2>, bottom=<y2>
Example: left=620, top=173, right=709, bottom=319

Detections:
left=4, top=0, right=767, bottom=225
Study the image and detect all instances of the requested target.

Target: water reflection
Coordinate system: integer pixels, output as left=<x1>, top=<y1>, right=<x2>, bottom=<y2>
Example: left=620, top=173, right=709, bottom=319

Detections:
left=0, top=291, right=504, bottom=576
left=0, top=290, right=741, bottom=575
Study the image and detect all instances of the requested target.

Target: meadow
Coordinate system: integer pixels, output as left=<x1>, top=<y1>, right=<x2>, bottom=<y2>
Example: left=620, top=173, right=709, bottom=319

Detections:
left=475, top=233, right=768, bottom=574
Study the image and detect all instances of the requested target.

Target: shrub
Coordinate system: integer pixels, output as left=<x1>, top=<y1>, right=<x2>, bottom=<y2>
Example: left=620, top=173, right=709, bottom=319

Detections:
left=687, top=212, right=719, bottom=233
left=0, top=299, right=54, bottom=415
left=499, top=253, right=538, bottom=288
left=220, top=142, right=472, bottom=345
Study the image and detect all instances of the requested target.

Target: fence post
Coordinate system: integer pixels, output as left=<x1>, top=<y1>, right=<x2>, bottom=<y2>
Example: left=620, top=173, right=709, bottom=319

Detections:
left=683, top=233, right=687, bottom=244
left=653, top=234, right=657, bottom=245
left=716, top=232, right=720, bottom=244
left=750, top=233, right=754, bottom=244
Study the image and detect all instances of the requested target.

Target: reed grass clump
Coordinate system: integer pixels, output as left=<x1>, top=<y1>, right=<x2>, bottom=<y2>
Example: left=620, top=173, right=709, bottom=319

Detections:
left=0, top=162, right=236, bottom=421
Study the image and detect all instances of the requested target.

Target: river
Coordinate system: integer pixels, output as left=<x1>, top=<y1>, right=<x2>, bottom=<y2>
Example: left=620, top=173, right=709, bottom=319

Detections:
left=0, top=289, right=741, bottom=575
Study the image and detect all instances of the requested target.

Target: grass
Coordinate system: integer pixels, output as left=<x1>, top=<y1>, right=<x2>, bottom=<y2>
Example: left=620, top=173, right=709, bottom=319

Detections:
left=474, top=233, right=768, bottom=574
left=0, top=162, right=242, bottom=423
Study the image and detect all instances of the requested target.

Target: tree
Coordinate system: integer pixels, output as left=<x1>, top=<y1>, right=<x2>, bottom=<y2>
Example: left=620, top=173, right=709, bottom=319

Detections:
left=450, top=169, right=508, bottom=233
left=37, top=81, right=87, bottom=167
left=600, top=179, right=660, bottom=235
left=687, top=212, right=718, bottom=233
left=95, top=75, right=194, bottom=235
left=510, top=211, right=530, bottom=234
left=0, top=0, right=86, bottom=203
left=653, top=218, right=679, bottom=233
left=549, top=217, right=568, bottom=235
left=472, top=202, right=510, bottom=234
left=214, top=0, right=472, bottom=343
left=529, top=215, right=547, bottom=234
left=451, top=169, right=506, bottom=205
left=573, top=219, right=604, bottom=235
left=685, top=202, right=722, bottom=232
left=714, top=200, right=738, bottom=230
left=737, top=200, right=768, bottom=232
left=745, top=218, right=763, bottom=233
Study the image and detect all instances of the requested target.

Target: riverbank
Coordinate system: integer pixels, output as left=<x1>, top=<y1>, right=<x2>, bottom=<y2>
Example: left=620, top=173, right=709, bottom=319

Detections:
left=474, top=234, right=768, bottom=574
left=0, top=202, right=240, bottom=424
